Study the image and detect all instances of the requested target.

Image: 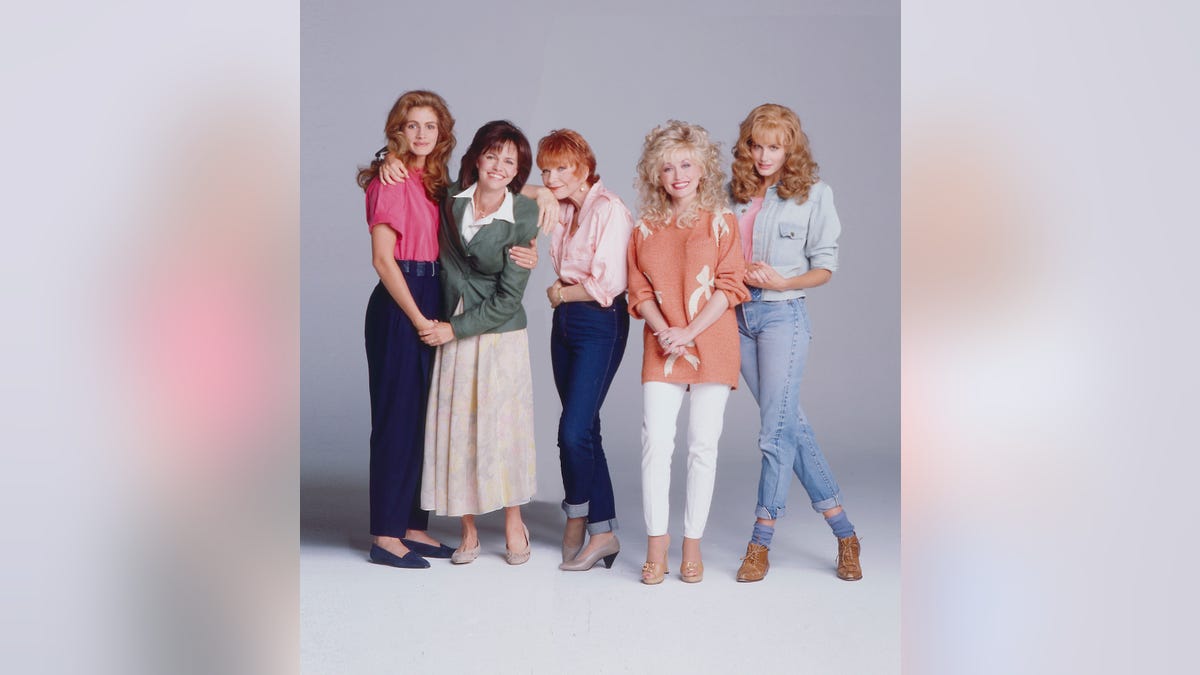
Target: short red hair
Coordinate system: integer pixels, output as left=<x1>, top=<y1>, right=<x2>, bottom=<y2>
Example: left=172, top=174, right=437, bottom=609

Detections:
left=536, top=129, right=600, bottom=184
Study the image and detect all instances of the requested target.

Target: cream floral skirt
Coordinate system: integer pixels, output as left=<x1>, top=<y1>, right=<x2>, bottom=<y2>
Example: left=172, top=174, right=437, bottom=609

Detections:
left=421, top=328, right=536, bottom=516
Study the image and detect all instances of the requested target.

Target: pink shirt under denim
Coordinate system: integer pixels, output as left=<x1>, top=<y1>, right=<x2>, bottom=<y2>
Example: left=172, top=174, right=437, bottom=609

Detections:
left=549, top=179, right=635, bottom=307
left=365, top=168, right=439, bottom=261
left=738, top=196, right=765, bottom=263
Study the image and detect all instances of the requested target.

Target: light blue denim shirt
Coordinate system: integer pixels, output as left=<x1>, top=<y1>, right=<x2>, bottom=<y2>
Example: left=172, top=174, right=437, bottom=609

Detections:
left=731, top=179, right=841, bottom=301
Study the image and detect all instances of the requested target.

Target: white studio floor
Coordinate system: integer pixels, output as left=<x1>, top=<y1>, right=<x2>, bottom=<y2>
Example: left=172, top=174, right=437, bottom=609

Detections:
left=301, top=448, right=899, bottom=674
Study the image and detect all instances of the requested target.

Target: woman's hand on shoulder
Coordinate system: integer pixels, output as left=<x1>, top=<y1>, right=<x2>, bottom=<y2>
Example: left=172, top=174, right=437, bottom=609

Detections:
left=534, top=186, right=560, bottom=233
left=510, top=238, right=538, bottom=270
left=379, top=153, right=409, bottom=186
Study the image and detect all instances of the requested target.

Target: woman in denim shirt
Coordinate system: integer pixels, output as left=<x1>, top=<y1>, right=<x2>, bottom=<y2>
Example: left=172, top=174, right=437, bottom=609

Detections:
left=729, top=104, right=862, bottom=583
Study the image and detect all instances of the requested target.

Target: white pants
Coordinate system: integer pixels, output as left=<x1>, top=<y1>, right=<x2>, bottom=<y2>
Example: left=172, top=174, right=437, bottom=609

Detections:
left=641, top=382, right=732, bottom=539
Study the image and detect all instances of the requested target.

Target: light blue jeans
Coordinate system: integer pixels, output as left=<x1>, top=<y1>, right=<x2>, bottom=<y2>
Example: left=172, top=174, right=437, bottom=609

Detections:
left=737, top=292, right=842, bottom=519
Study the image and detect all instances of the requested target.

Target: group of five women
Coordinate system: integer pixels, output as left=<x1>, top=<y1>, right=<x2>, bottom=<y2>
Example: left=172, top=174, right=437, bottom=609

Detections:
left=357, top=90, right=861, bottom=584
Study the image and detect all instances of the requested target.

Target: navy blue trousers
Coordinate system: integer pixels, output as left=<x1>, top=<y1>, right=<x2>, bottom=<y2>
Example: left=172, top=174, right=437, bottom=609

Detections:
left=364, top=261, right=441, bottom=537
left=550, top=296, right=629, bottom=533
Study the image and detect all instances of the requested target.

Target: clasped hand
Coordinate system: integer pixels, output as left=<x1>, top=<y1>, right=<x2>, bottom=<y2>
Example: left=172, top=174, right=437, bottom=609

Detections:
left=418, top=320, right=455, bottom=347
left=653, top=325, right=694, bottom=356
left=745, top=261, right=785, bottom=290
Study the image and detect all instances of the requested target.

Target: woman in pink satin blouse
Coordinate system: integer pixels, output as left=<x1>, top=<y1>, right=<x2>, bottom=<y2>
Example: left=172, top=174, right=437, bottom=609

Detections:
left=537, top=129, right=636, bottom=572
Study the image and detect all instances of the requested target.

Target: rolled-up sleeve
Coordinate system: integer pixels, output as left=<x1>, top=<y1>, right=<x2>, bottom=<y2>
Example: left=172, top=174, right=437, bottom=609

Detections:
left=579, top=199, right=635, bottom=307
left=626, top=227, right=657, bottom=319
left=805, top=183, right=841, bottom=273
left=714, top=213, right=751, bottom=307
left=365, top=178, right=406, bottom=239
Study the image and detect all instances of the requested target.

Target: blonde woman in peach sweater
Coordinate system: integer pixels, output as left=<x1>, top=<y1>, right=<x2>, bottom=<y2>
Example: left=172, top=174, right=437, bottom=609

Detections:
left=626, top=120, right=750, bottom=584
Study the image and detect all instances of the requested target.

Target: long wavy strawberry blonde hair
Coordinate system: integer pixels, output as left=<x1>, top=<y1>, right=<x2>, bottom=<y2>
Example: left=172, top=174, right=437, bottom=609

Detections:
left=356, top=90, right=455, bottom=201
left=635, top=120, right=727, bottom=229
left=730, top=103, right=819, bottom=204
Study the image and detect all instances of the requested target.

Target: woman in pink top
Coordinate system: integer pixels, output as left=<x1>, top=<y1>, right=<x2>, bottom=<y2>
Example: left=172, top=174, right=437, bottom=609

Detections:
left=355, top=90, right=458, bottom=569
left=626, top=120, right=750, bottom=584
left=536, top=130, right=635, bottom=572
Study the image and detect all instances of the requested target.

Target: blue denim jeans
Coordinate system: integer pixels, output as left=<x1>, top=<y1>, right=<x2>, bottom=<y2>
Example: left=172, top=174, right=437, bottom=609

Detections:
left=737, top=292, right=842, bottom=519
left=550, top=296, right=629, bottom=534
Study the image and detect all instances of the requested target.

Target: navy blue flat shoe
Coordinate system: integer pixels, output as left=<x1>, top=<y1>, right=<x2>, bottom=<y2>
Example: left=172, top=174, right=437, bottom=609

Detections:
left=369, top=544, right=430, bottom=569
left=401, top=538, right=456, bottom=559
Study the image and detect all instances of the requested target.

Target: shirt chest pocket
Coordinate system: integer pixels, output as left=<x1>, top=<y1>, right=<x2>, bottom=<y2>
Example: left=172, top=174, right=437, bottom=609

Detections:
left=778, top=220, right=809, bottom=242
left=770, top=205, right=814, bottom=270
left=777, top=219, right=806, bottom=237
left=775, top=198, right=814, bottom=243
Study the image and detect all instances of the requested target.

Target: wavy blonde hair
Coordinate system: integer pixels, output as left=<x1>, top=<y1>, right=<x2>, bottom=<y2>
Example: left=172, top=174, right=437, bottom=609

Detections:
left=730, top=103, right=819, bottom=204
left=634, top=120, right=727, bottom=228
left=356, top=90, right=456, bottom=201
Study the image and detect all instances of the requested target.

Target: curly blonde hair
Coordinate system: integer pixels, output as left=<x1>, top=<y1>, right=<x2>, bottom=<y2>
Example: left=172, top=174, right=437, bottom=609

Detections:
left=730, top=103, right=819, bottom=204
left=635, top=120, right=727, bottom=228
left=356, top=90, right=456, bottom=201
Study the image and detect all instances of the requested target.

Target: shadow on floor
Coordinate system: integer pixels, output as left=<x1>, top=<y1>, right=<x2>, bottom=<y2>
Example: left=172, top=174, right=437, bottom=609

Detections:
left=301, top=476, right=569, bottom=556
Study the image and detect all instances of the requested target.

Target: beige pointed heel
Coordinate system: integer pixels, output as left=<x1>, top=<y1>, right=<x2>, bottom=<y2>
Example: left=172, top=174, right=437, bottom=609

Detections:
left=559, top=535, right=620, bottom=571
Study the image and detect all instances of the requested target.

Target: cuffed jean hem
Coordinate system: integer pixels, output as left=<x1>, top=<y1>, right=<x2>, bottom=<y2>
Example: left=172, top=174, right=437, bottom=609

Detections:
left=586, top=518, right=617, bottom=535
left=756, top=494, right=842, bottom=519
left=812, top=494, right=842, bottom=514
left=562, top=501, right=618, bottom=533
left=755, top=505, right=786, bottom=520
left=561, top=499, right=590, bottom=519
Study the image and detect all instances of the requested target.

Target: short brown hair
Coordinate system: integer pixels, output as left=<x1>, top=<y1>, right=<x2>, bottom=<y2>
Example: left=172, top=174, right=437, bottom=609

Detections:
left=457, top=120, right=533, bottom=194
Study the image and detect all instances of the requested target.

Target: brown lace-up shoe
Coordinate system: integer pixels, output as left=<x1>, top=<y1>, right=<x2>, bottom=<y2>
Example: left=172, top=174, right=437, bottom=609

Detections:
left=736, top=543, right=770, bottom=582
left=836, top=534, right=862, bottom=581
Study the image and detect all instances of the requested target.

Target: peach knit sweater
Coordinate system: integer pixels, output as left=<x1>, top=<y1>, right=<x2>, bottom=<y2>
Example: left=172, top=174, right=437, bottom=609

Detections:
left=626, top=209, right=750, bottom=388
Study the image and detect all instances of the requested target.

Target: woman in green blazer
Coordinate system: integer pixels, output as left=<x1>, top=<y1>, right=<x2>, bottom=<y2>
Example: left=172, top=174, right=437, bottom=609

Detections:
left=418, top=120, right=542, bottom=565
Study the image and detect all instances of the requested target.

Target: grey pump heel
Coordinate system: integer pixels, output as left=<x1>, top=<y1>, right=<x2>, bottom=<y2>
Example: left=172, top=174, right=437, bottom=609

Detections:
left=559, top=535, right=620, bottom=571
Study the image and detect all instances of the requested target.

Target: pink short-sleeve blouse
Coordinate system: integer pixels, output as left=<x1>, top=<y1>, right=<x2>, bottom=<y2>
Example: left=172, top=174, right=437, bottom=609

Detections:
left=365, top=169, right=439, bottom=261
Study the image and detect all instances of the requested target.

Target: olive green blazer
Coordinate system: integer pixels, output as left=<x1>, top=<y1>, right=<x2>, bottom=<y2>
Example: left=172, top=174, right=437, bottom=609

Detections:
left=437, top=182, right=540, bottom=338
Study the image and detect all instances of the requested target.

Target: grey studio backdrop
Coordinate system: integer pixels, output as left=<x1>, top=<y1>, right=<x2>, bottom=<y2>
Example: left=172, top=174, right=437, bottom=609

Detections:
left=302, top=1, right=898, bottom=548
